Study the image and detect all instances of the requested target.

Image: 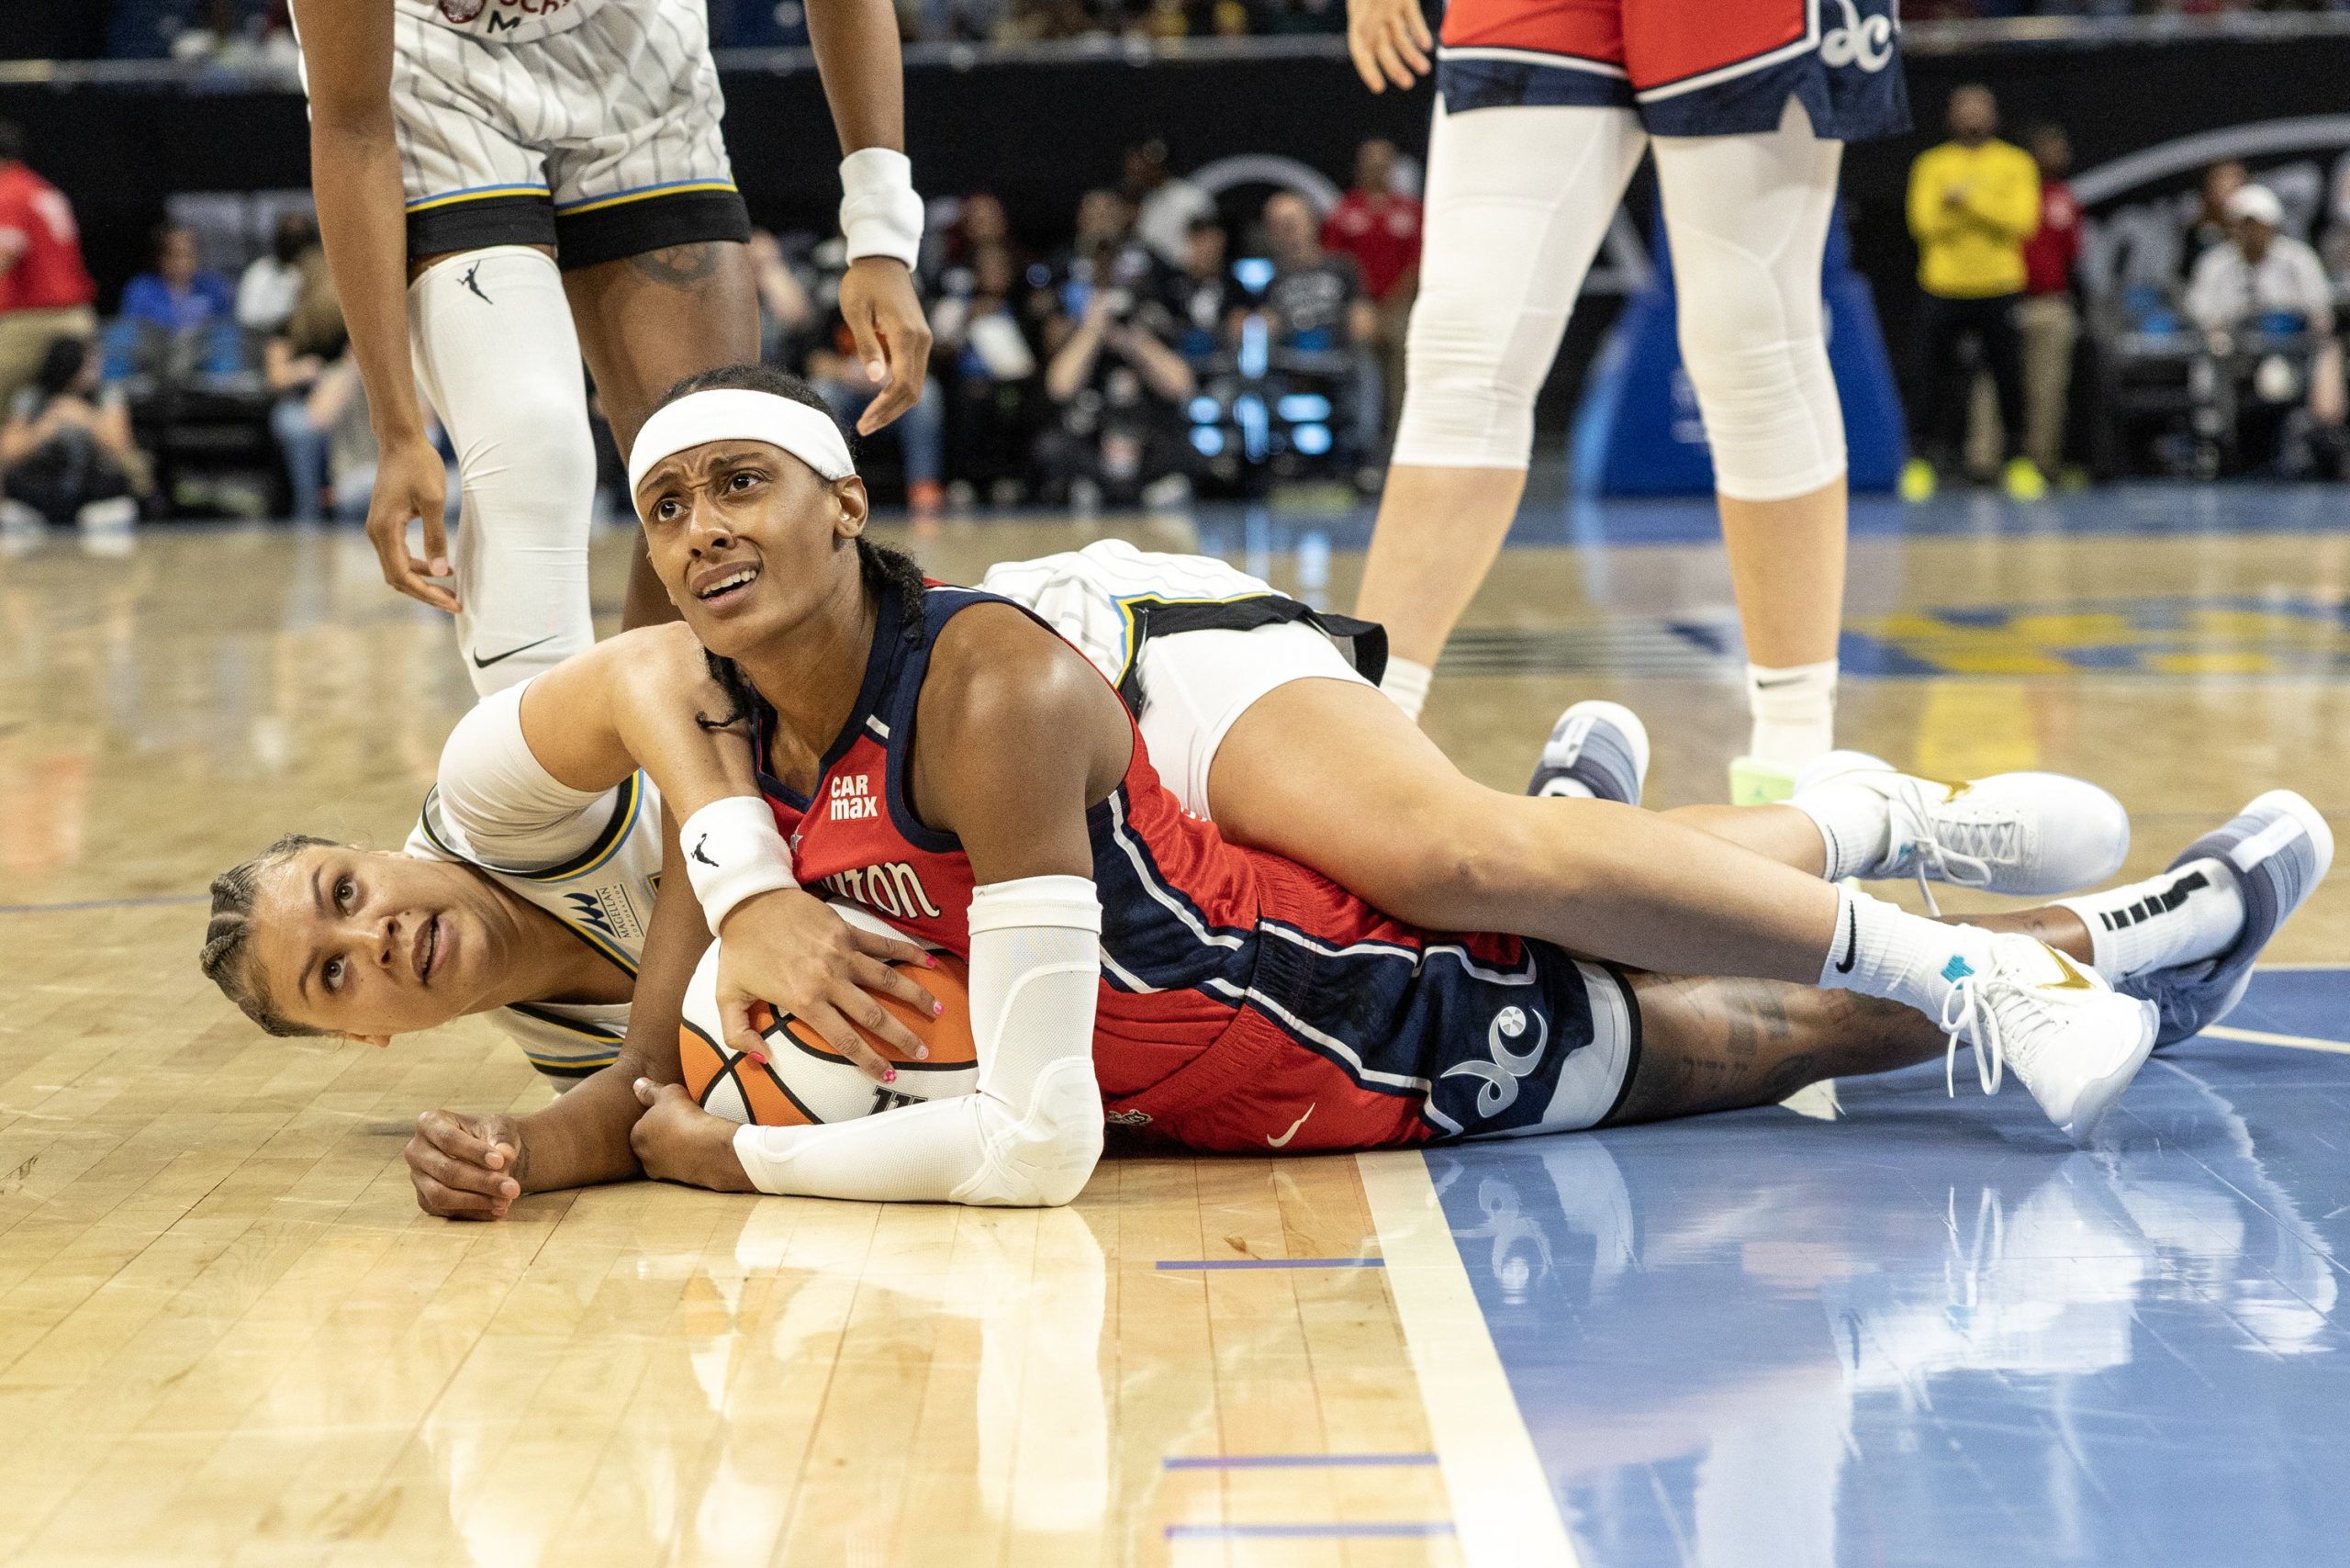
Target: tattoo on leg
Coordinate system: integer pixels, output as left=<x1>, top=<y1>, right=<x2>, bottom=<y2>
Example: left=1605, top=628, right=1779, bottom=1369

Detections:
left=627, top=243, right=722, bottom=288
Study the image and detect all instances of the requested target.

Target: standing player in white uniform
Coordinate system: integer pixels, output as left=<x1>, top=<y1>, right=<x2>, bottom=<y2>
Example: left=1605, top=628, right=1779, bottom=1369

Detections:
left=1346, top=0, right=1905, bottom=801
left=292, top=0, right=930, bottom=688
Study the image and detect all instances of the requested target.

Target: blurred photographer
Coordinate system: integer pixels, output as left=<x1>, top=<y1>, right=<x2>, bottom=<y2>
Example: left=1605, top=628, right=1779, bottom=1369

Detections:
left=1039, top=278, right=1194, bottom=508
left=2184, top=184, right=2344, bottom=475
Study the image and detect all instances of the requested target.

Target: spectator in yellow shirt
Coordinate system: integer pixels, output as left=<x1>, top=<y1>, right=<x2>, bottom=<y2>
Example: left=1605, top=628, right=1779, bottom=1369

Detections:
left=1901, top=84, right=2044, bottom=501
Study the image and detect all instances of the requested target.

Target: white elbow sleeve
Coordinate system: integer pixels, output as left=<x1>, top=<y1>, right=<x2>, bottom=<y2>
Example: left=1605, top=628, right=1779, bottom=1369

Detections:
left=432, top=680, right=612, bottom=854
left=950, top=876, right=1104, bottom=1206
left=728, top=876, right=1104, bottom=1207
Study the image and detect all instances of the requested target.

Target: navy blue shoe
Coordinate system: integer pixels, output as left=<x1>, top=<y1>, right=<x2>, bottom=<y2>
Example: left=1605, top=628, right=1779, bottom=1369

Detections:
left=2121, top=790, right=2333, bottom=1047
left=1527, top=701, right=1649, bottom=806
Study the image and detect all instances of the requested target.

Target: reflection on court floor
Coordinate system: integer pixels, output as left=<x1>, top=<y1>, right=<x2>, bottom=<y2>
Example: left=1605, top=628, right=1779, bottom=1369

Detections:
left=1432, top=969, right=2350, bottom=1568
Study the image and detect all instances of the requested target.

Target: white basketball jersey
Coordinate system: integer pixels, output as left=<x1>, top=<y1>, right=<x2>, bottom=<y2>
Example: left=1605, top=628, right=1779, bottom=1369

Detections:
left=979, top=539, right=1286, bottom=690
left=393, top=0, right=609, bottom=48
left=405, top=772, right=662, bottom=1081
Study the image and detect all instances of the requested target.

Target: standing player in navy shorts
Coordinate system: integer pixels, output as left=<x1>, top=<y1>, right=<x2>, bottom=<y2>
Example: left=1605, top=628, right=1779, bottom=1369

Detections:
left=1346, top=0, right=1904, bottom=802
left=291, top=0, right=930, bottom=690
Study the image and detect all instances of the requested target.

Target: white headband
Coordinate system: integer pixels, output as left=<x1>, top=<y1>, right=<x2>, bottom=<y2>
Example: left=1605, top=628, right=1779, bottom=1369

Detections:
left=627, top=387, right=856, bottom=500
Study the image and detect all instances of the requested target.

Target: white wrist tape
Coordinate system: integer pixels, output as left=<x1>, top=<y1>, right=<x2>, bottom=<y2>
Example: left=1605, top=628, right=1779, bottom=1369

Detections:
left=840, top=147, right=924, bottom=270
left=678, top=796, right=798, bottom=937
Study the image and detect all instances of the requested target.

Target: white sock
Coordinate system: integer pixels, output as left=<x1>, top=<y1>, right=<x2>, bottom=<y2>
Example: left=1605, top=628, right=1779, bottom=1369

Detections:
left=1381, top=656, right=1433, bottom=722
left=2056, top=859, right=2244, bottom=980
left=1791, top=777, right=1894, bottom=882
left=1816, top=884, right=1998, bottom=1022
left=1746, top=659, right=1838, bottom=769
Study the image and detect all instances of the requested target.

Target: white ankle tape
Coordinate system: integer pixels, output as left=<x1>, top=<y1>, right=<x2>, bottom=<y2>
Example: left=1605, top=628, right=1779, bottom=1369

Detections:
left=679, top=796, right=798, bottom=936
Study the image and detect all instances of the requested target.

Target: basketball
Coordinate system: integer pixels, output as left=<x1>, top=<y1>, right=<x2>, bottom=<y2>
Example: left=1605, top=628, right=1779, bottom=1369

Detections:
left=677, top=901, right=977, bottom=1126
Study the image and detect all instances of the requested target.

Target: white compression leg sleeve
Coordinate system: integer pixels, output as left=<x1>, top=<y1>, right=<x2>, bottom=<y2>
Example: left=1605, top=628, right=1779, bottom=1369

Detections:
left=1392, top=101, right=1647, bottom=469
left=1651, top=100, right=1847, bottom=501
left=408, top=246, right=598, bottom=697
left=731, top=876, right=1106, bottom=1206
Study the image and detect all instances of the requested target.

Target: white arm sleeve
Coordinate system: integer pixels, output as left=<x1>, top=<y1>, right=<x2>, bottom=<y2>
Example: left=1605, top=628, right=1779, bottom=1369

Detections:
left=730, top=875, right=1105, bottom=1206
left=431, top=680, right=616, bottom=862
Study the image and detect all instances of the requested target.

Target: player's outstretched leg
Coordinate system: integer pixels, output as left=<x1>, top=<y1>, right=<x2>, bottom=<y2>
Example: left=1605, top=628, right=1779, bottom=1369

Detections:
left=1613, top=893, right=2153, bottom=1139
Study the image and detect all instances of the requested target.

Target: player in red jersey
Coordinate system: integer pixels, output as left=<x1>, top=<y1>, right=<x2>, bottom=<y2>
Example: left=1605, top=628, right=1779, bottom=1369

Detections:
left=414, top=365, right=2190, bottom=1207
left=348, top=371, right=2344, bottom=1216
left=1346, top=0, right=1905, bottom=804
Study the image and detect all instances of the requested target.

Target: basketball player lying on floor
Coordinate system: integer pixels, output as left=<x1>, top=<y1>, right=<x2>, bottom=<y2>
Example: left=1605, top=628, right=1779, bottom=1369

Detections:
left=197, top=369, right=2330, bottom=1213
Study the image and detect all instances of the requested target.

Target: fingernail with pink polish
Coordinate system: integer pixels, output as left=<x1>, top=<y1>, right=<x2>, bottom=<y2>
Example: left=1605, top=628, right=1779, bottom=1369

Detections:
left=915, top=1045, right=930, bottom=1060
left=883, top=1068, right=898, bottom=1084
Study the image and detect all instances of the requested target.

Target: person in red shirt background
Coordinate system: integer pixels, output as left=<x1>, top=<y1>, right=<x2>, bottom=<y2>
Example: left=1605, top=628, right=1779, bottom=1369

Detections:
left=2019, top=122, right=2083, bottom=480
left=0, top=118, right=100, bottom=417
left=1320, top=137, right=1421, bottom=442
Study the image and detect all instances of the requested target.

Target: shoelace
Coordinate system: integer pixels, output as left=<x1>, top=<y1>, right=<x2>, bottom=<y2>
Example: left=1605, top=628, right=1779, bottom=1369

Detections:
left=1937, top=970, right=2008, bottom=1098
left=1890, top=776, right=2019, bottom=917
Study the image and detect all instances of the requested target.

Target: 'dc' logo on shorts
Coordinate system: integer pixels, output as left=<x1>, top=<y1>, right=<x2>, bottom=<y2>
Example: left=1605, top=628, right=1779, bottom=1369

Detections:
left=1820, top=0, right=1895, bottom=73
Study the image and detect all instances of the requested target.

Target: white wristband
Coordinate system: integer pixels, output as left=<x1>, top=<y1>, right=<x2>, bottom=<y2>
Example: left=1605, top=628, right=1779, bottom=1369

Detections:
left=840, top=147, right=923, bottom=270
left=678, top=797, right=798, bottom=937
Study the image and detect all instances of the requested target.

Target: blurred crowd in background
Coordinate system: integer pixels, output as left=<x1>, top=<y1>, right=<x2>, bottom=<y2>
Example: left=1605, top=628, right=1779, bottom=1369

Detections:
left=69, top=0, right=2350, bottom=62
left=0, top=123, right=1419, bottom=525
left=12, top=54, right=2350, bottom=529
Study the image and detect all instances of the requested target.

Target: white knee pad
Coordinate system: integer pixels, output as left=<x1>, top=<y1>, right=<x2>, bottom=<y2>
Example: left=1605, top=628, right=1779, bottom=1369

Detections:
left=1652, top=104, right=1847, bottom=502
left=1392, top=101, right=1645, bottom=470
left=409, top=246, right=597, bottom=695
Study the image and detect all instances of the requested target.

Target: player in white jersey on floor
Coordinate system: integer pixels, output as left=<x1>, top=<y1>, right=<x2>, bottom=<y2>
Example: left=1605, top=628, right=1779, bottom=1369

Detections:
left=291, top=0, right=930, bottom=689
left=1345, top=0, right=1906, bottom=801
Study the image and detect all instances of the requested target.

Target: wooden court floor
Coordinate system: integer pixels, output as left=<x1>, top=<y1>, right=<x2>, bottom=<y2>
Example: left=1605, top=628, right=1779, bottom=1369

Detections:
left=0, top=503, right=2344, bottom=1566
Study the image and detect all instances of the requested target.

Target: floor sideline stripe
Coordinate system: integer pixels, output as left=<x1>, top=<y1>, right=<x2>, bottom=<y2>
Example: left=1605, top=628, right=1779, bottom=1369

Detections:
left=1165, top=1521, right=1457, bottom=1539
left=1357, top=1149, right=1580, bottom=1568
left=1163, top=1452, right=1438, bottom=1470
left=1153, top=1257, right=1382, bottom=1270
left=2200, top=1023, right=2350, bottom=1055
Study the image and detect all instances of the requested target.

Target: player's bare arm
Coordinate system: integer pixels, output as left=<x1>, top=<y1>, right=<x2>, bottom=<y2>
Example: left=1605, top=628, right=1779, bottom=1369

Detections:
left=406, top=805, right=709, bottom=1217
left=629, top=606, right=1119, bottom=1195
left=290, top=0, right=455, bottom=614
left=804, top=0, right=933, bottom=432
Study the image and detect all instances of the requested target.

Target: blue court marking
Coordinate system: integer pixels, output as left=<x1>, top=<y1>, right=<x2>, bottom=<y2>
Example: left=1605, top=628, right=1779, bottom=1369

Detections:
left=1183, top=482, right=2350, bottom=556
left=1154, top=1257, right=1384, bottom=1271
left=0, top=893, right=207, bottom=916
left=1430, top=965, right=2350, bottom=1568
left=1164, top=1522, right=1456, bottom=1540
left=1163, top=1452, right=1438, bottom=1470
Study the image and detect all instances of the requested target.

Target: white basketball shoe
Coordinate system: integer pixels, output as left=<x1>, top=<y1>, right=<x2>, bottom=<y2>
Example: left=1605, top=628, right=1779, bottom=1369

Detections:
left=1796, top=750, right=2131, bottom=912
left=1941, top=933, right=2159, bottom=1144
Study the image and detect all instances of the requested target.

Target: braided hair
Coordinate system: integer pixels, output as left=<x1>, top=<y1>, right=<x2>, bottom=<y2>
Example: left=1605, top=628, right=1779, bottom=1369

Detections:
left=643, top=364, right=930, bottom=734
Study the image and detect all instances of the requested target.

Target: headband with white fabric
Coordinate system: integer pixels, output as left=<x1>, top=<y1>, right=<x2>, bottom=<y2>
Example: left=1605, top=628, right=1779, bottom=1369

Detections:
left=626, top=388, right=857, bottom=500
